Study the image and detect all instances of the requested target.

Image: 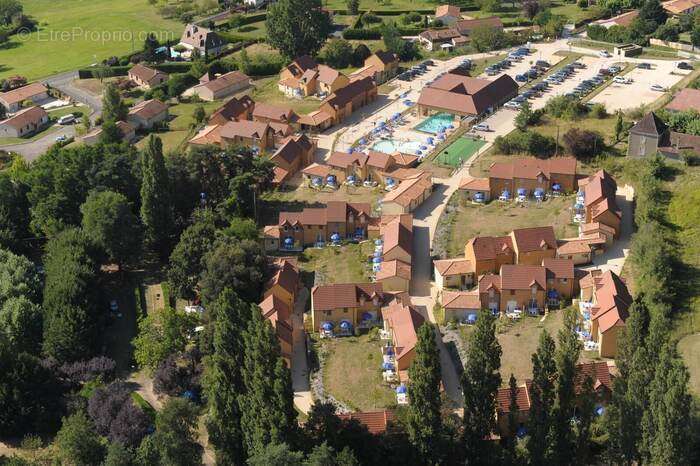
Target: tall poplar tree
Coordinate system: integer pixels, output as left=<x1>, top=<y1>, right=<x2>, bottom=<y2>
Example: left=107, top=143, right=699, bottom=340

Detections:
left=548, top=309, right=582, bottom=465
left=575, top=375, right=595, bottom=465
left=239, top=304, right=297, bottom=455
left=203, top=288, right=250, bottom=465
left=140, top=136, right=172, bottom=259
left=506, top=373, right=519, bottom=454
left=406, top=323, right=442, bottom=464
left=461, top=310, right=502, bottom=465
left=102, top=83, right=128, bottom=123
left=526, top=330, right=556, bottom=465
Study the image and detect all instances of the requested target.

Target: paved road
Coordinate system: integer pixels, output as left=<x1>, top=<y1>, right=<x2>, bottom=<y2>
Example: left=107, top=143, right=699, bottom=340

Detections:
left=291, top=288, right=314, bottom=414
left=45, top=70, right=103, bottom=119
left=1, top=125, right=76, bottom=161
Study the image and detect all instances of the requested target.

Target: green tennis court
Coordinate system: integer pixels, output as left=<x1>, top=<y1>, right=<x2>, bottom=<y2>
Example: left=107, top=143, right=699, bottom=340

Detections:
left=434, top=137, right=486, bottom=167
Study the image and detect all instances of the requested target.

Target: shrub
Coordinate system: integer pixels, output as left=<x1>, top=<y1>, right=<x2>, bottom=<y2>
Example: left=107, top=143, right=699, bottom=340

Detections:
left=322, top=39, right=354, bottom=69
left=544, top=95, right=587, bottom=120
left=342, top=28, right=382, bottom=40
left=589, top=103, right=607, bottom=119
left=361, top=12, right=382, bottom=26
left=562, top=128, right=604, bottom=159
left=494, top=130, right=556, bottom=156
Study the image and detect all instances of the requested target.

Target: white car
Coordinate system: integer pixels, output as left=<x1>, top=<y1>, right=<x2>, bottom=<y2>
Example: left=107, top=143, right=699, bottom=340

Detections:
left=598, top=50, right=612, bottom=58
left=650, top=84, right=666, bottom=92
left=613, top=76, right=632, bottom=84
left=472, top=123, right=490, bottom=132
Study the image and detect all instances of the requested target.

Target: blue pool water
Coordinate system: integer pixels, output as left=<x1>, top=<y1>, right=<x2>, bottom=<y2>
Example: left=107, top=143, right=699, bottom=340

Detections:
left=371, top=139, right=423, bottom=154
left=414, top=112, right=454, bottom=134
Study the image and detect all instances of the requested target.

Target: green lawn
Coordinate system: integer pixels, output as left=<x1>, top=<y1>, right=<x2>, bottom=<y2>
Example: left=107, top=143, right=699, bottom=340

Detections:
left=0, top=0, right=182, bottom=80
left=249, top=77, right=322, bottom=115
left=0, top=124, right=60, bottom=145
left=434, top=136, right=486, bottom=167
left=229, top=20, right=267, bottom=39
left=322, top=0, right=439, bottom=11
left=321, top=334, right=397, bottom=411
left=439, top=190, right=579, bottom=257
left=297, top=241, right=375, bottom=288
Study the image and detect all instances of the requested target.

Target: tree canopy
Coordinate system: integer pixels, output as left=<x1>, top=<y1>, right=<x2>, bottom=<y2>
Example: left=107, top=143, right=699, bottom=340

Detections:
left=266, top=0, right=333, bottom=59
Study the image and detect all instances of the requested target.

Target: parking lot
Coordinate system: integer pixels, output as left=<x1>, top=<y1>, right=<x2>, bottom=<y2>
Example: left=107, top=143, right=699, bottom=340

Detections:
left=485, top=46, right=567, bottom=87
left=590, top=59, right=690, bottom=111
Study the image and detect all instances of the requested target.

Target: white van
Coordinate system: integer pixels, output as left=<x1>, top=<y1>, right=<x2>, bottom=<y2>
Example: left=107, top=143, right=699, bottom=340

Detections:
left=57, top=114, right=76, bottom=125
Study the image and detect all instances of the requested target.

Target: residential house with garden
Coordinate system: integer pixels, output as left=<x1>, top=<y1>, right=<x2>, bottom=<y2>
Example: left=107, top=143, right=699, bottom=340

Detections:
left=381, top=302, right=426, bottom=382
left=263, top=201, right=376, bottom=251
left=81, top=120, right=135, bottom=145
left=350, top=50, right=400, bottom=85
left=317, top=76, right=378, bottom=127
left=579, top=269, right=632, bottom=358
left=127, top=64, right=168, bottom=89
left=189, top=120, right=274, bottom=151
left=627, top=111, right=700, bottom=159
left=311, top=283, right=390, bottom=333
left=269, top=134, right=316, bottom=186
left=337, top=411, right=395, bottom=434
left=127, top=99, right=169, bottom=130
left=440, top=290, right=481, bottom=323
left=375, top=214, right=413, bottom=293
left=578, top=170, right=622, bottom=238
left=178, top=24, right=225, bottom=57
left=434, top=4, right=461, bottom=25
left=434, top=258, right=474, bottom=290
left=459, top=156, right=578, bottom=203
left=208, top=95, right=255, bottom=125
left=189, top=71, right=251, bottom=101
left=0, top=82, right=49, bottom=113
left=0, top=106, right=49, bottom=138
left=381, top=171, right=434, bottom=215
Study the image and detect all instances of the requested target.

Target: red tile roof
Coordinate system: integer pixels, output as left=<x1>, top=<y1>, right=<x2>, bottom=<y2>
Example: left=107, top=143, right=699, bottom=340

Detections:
left=500, top=264, right=546, bottom=290
left=0, top=106, right=47, bottom=130
left=453, top=16, right=504, bottom=35
left=442, top=290, right=481, bottom=309
left=467, top=235, right=513, bottom=261
left=488, top=156, right=577, bottom=180
left=459, top=177, right=490, bottom=191
left=209, top=95, right=255, bottom=123
left=376, top=259, right=412, bottom=281
left=327, top=151, right=369, bottom=169
left=666, top=88, right=700, bottom=112
left=381, top=216, right=413, bottom=260
left=543, top=258, right=574, bottom=279
left=589, top=270, right=632, bottom=333
left=253, top=102, right=298, bottom=124
left=128, top=99, right=168, bottom=120
left=511, top=226, right=557, bottom=253
left=337, top=410, right=395, bottom=434
left=199, top=71, right=250, bottom=93
left=0, top=82, right=48, bottom=106
left=312, top=283, right=384, bottom=311
left=417, top=73, right=517, bottom=116
left=381, top=302, right=425, bottom=360
left=434, top=258, right=473, bottom=276
left=496, top=381, right=532, bottom=414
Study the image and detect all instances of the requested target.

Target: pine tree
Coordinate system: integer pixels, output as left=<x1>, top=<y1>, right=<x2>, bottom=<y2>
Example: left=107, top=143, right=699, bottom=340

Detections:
left=614, top=111, right=624, bottom=143
left=140, top=135, right=172, bottom=259
left=526, top=330, right=556, bottom=465
left=102, top=83, right=127, bottom=123
left=203, top=288, right=250, bottom=465
left=239, top=304, right=297, bottom=455
left=642, top=343, right=691, bottom=466
left=406, top=322, right=442, bottom=463
left=461, top=309, right=502, bottom=465
left=506, top=373, right=519, bottom=454
left=548, top=309, right=582, bottom=465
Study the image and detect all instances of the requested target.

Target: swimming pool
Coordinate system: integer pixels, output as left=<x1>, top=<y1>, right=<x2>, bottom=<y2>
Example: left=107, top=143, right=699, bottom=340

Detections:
left=371, top=139, right=423, bottom=154
left=414, top=112, right=454, bottom=134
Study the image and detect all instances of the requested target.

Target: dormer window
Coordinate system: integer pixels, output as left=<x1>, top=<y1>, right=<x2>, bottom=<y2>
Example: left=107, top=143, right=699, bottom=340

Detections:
left=283, top=225, right=289, bottom=231
left=531, top=285, right=537, bottom=295
left=537, top=175, right=543, bottom=183
left=359, top=295, right=366, bottom=305
left=294, top=225, right=301, bottom=232
left=348, top=213, right=354, bottom=222
left=372, top=296, right=379, bottom=306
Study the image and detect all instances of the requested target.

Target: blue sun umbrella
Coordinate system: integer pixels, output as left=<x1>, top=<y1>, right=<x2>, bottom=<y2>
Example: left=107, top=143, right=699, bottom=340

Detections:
left=362, top=312, right=373, bottom=321
left=375, top=239, right=383, bottom=246
left=396, top=385, right=407, bottom=394
left=547, top=290, right=559, bottom=299
left=347, top=175, right=355, bottom=183
left=517, top=188, right=527, bottom=196
left=385, top=347, right=394, bottom=356
left=447, top=124, right=454, bottom=129
left=575, top=201, right=584, bottom=210
left=426, top=136, right=434, bottom=144
left=374, top=250, right=382, bottom=258
left=359, top=138, right=366, bottom=145
left=552, top=183, right=562, bottom=191
left=474, top=192, right=485, bottom=201
left=583, top=311, right=590, bottom=320
left=415, top=150, right=422, bottom=155
left=322, top=322, right=334, bottom=331
left=501, top=190, right=511, bottom=199
left=382, top=362, right=394, bottom=371
left=386, top=178, right=395, bottom=185
left=595, top=406, right=605, bottom=417
left=516, top=427, right=528, bottom=438
left=534, top=188, right=544, bottom=199
left=339, top=320, right=352, bottom=331
left=326, top=175, right=336, bottom=183
left=312, top=177, right=323, bottom=186
left=438, top=134, right=446, bottom=140
left=284, top=237, right=294, bottom=247
left=331, top=233, right=341, bottom=243
left=372, top=257, right=382, bottom=263
left=420, top=145, right=427, bottom=150
left=467, top=313, right=477, bottom=323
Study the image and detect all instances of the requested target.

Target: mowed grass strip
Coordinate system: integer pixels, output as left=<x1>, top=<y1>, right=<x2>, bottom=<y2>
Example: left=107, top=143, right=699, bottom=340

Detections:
left=435, top=137, right=486, bottom=167
left=0, top=0, right=182, bottom=80
left=446, top=193, right=578, bottom=257
left=322, top=335, right=396, bottom=411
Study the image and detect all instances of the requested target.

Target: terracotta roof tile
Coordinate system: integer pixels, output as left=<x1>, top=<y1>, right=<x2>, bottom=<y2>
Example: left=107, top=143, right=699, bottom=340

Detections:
left=543, top=258, right=574, bottom=279
left=312, top=283, right=384, bottom=311
left=381, top=303, right=425, bottom=360
left=376, top=259, right=412, bottom=280
left=0, top=82, right=48, bottom=106
left=442, top=290, right=481, bottom=309
left=467, top=235, right=514, bottom=261
left=459, top=177, right=490, bottom=191
left=511, top=226, right=557, bottom=253
left=434, top=258, right=473, bottom=276
left=337, top=410, right=394, bottom=434
left=500, top=264, right=546, bottom=290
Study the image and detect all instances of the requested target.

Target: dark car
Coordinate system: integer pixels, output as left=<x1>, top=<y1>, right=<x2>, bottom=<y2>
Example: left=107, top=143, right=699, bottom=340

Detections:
left=678, top=61, right=693, bottom=70
left=515, top=74, right=528, bottom=82
left=535, top=60, right=550, bottom=69
left=638, top=62, right=652, bottom=69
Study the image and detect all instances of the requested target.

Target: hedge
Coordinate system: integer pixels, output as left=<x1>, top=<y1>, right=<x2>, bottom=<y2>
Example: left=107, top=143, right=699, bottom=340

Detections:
left=342, top=28, right=382, bottom=40
left=77, top=62, right=193, bottom=79
left=217, top=12, right=267, bottom=30
left=330, top=9, right=435, bottom=15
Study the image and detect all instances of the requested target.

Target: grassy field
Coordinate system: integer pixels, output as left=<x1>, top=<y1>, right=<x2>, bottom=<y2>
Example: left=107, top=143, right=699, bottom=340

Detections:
left=496, top=310, right=566, bottom=382
left=0, top=0, right=182, bottom=80
left=442, top=191, right=579, bottom=257
left=298, top=241, right=375, bottom=287
left=321, top=335, right=396, bottom=411
left=248, top=77, right=323, bottom=115
left=678, top=334, right=700, bottom=395
left=434, top=136, right=487, bottom=167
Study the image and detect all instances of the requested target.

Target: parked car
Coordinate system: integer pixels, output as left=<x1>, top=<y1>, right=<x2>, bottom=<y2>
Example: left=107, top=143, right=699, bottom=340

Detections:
left=422, top=59, right=435, bottom=66
left=110, top=300, right=119, bottom=312
left=504, top=101, right=522, bottom=110
left=637, top=62, right=652, bottom=69
left=572, top=61, right=586, bottom=69
left=598, top=50, right=612, bottom=57
left=515, top=74, right=528, bottom=82
left=650, top=84, right=666, bottom=92
left=55, top=135, right=67, bottom=142
left=535, top=60, right=550, bottom=68
left=472, top=123, right=490, bottom=132
left=613, top=76, right=632, bottom=84
left=678, top=61, right=693, bottom=70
